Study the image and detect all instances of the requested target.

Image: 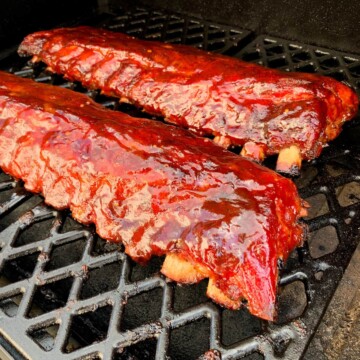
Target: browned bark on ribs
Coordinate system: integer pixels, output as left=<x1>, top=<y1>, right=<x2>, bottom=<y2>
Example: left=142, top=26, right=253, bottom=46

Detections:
left=0, top=71, right=306, bottom=320
left=18, top=26, right=359, bottom=174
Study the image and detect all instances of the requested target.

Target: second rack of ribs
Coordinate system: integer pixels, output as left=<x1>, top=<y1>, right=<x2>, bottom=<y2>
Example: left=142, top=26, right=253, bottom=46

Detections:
left=18, top=26, right=359, bottom=174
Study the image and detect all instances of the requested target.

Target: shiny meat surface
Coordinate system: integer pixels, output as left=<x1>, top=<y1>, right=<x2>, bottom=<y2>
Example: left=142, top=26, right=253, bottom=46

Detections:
left=18, top=26, right=358, bottom=168
left=0, top=71, right=306, bottom=320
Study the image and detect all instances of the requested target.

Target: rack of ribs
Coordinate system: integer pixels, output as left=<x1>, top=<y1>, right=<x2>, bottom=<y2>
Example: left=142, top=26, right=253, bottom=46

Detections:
left=18, top=26, right=359, bottom=174
left=0, top=71, right=307, bottom=320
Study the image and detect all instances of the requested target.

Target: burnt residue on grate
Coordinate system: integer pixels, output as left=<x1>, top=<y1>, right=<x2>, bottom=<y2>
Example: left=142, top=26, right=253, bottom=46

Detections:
left=0, top=5, right=360, bottom=360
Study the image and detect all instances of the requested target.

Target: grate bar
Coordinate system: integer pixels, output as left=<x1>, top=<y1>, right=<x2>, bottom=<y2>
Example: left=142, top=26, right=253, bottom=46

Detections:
left=0, top=231, right=87, bottom=262
left=0, top=192, right=30, bottom=217
left=52, top=276, right=83, bottom=353
left=101, top=257, right=131, bottom=360
left=155, top=280, right=173, bottom=360
left=0, top=181, right=16, bottom=191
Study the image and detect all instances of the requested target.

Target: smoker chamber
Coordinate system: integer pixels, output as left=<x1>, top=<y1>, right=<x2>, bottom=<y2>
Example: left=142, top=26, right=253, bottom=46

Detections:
left=0, top=5, right=360, bottom=360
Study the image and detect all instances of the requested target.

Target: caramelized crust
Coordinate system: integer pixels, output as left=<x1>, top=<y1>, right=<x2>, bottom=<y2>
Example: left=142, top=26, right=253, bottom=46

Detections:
left=0, top=71, right=306, bottom=320
left=18, top=26, right=359, bottom=169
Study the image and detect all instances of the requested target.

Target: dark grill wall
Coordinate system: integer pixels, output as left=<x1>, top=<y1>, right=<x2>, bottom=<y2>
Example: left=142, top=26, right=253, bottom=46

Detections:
left=0, top=0, right=98, bottom=48
left=109, top=0, right=360, bottom=54
left=2, top=0, right=359, bottom=55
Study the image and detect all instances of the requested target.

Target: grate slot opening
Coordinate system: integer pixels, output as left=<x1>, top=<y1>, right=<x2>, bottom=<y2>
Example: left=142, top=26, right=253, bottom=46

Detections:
left=319, top=57, right=340, bottom=68
left=267, top=56, right=289, bottom=68
left=0, top=187, right=22, bottom=205
left=336, top=181, right=360, bottom=207
left=275, top=281, right=307, bottom=324
left=265, top=44, right=284, bottom=55
left=327, top=70, right=346, bottom=82
left=91, top=235, right=124, bottom=257
left=221, top=308, right=263, bottom=346
left=239, top=50, right=261, bottom=62
left=1, top=252, right=40, bottom=282
left=80, top=261, right=123, bottom=300
left=120, top=287, right=163, bottom=331
left=0, top=173, right=12, bottom=182
left=207, top=40, right=227, bottom=51
left=303, top=194, right=329, bottom=220
left=28, top=323, right=60, bottom=352
left=0, top=292, right=23, bottom=317
left=64, top=305, right=113, bottom=353
left=0, top=195, right=43, bottom=232
left=173, top=280, right=209, bottom=313
left=129, top=256, right=163, bottom=282
left=291, top=51, right=312, bottom=62
left=308, top=225, right=339, bottom=259
left=45, top=238, right=87, bottom=271
left=26, top=277, right=74, bottom=318
left=168, top=318, right=211, bottom=360
left=13, top=218, right=55, bottom=247
left=296, top=63, right=316, bottom=73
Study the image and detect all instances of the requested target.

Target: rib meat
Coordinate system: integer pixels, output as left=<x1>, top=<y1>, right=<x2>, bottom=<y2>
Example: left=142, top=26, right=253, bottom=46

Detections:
left=18, top=26, right=359, bottom=173
left=0, top=71, right=306, bottom=320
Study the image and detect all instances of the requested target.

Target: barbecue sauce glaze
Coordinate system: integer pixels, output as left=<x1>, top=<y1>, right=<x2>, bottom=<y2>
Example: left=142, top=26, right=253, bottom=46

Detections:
left=0, top=72, right=305, bottom=320
left=18, top=26, right=358, bottom=161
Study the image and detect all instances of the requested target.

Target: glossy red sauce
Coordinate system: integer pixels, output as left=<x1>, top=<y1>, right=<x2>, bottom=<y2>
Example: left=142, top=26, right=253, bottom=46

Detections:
left=18, top=26, right=358, bottom=160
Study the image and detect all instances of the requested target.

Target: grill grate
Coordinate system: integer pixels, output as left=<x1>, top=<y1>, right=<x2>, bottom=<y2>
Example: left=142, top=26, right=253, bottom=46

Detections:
left=103, top=6, right=252, bottom=53
left=237, top=35, right=360, bottom=93
left=0, top=5, right=360, bottom=360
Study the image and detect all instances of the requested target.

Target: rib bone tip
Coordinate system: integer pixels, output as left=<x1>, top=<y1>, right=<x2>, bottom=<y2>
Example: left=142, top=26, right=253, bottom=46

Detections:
left=213, top=135, right=231, bottom=149
left=240, top=142, right=266, bottom=163
left=161, top=252, right=208, bottom=283
left=299, top=207, right=308, bottom=217
left=31, top=55, right=40, bottom=63
left=206, top=278, right=241, bottom=310
left=276, top=145, right=302, bottom=175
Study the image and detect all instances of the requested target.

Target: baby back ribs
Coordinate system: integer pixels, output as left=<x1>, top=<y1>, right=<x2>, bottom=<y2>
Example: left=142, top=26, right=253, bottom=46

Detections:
left=0, top=71, right=306, bottom=320
left=18, top=26, right=359, bottom=174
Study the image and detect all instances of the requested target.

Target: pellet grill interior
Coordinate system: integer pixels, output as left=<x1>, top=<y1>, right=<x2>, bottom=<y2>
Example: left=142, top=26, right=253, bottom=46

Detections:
left=1, top=2, right=360, bottom=360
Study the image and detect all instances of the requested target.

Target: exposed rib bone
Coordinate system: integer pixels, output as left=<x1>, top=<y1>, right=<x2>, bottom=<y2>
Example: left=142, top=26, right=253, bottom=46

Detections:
left=299, top=200, right=310, bottom=217
left=276, top=145, right=302, bottom=175
left=161, top=253, right=209, bottom=283
left=31, top=55, right=40, bottom=63
left=206, top=278, right=241, bottom=310
left=213, top=135, right=231, bottom=149
left=299, top=207, right=308, bottom=217
left=120, top=96, right=130, bottom=104
left=240, top=141, right=266, bottom=163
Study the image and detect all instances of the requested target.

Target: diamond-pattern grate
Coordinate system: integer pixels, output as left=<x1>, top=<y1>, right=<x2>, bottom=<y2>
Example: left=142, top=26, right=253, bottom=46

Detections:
left=237, top=35, right=360, bottom=94
left=102, top=6, right=251, bottom=54
left=0, top=5, right=360, bottom=360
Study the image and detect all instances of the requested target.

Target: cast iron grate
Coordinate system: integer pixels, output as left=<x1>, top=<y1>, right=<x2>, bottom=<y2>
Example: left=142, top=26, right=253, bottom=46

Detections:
left=237, top=35, right=360, bottom=93
left=0, top=5, right=360, bottom=360
left=102, top=6, right=252, bottom=54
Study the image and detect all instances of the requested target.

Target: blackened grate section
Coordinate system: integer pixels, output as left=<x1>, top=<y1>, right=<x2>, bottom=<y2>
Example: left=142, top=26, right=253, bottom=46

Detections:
left=0, top=5, right=360, bottom=360
left=237, top=35, right=360, bottom=94
left=102, top=6, right=251, bottom=53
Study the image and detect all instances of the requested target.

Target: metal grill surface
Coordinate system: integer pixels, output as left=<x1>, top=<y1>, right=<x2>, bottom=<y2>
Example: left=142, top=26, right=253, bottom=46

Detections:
left=0, top=6, right=360, bottom=360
